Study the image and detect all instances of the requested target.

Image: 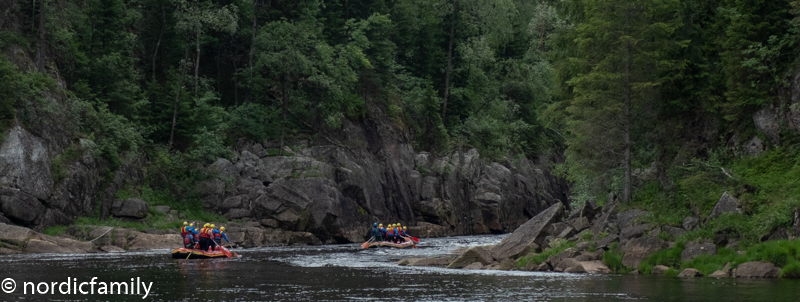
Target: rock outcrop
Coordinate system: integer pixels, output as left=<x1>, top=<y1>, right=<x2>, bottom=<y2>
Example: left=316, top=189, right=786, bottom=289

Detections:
left=489, top=203, right=563, bottom=261
left=733, top=262, right=781, bottom=278
left=622, top=237, right=666, bottom=268
left=709, top=192, right=741, bottom=220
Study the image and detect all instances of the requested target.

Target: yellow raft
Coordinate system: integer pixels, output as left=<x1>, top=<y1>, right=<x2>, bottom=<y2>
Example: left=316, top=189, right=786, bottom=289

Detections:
left=362, top=237, right=415, bottom=249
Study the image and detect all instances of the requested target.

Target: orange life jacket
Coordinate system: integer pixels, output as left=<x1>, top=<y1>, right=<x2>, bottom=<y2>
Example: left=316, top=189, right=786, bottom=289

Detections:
left=199, top=227, right=210, bottom=238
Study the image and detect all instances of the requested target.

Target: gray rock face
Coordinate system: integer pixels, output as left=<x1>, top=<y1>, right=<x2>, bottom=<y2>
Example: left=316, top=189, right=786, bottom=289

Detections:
left=111, top=198, right=148, bottom=219
left=0, top=126, right=53, bottom=200
left=734, top=262, right=781, bottom=278
left=570, top=217, right=591, bottom=233
left=622, top=237, right=666, bottom=268
left=681, top=241, right=717, bottom=261
left=652, top=265, right=669, bottom=275
left=490, top=203, right=563, bottom=261
left=663, top=226, right=686, bottom=238
left=579, top=260, right=611, bottom=274
left=448, top=246, right=494, bottom=268
left=753, top=106, right=780, bottom=144
left=683, top=216, right=699, bottom=231
left=547, top=248, right=580, bottom=269
left=597, top=234, right=619, bottom=250
left=678, top=268, right=703, bottom=278
left=621, top=223, right=651, bottom=241
left=463, top=262, right=484, bottom=270
left=743, top=136, right=766, bottom=156
left=616, top=210, right=648, bottom=230
left=709, top=192, right=741, bottom=220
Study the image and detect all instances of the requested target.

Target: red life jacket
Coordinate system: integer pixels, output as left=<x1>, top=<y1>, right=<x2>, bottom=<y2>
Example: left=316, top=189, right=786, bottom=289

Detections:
left=198, top=227, right=209, bottom=238
left=387, top=229, right=395, bottom=235
left=181, top=226, right=188, bottom=237
left=214, top=232, right=222, bottom=239
left=184, top=235, right=192, bottom=244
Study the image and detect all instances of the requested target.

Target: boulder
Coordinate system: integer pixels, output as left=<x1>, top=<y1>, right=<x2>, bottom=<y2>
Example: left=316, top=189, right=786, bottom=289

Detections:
left=448, top=246, right=494, bottom=268
left=620, top=224, right=651, bottom=241
left=683, top=216, right=699, bottom=231
left=734, top=262, right=781, bottom=278
left=597, top=234, right=619, bottom=250
left=127, top=233, right=182, bottom=251
left=709, top=270, right=729, bottom=278
left=574, top=241, right=592, bottom=252
left=678, top=268, right=703, bottom=278
left=25, top=239, right=71, bottom=254
left=753, top=106, right=780, bottom=144
left=766, top=228, right=789, bottom=241
left=100, top=245, right=126, bottom=253
left=708, top=192, right=741, bottom=220
left=490, top=203, right=563, bottom=261
left=574, top=250, right=603, bottom=262
left=743, top=136, right=766, bottom=156
left=570, top=217, right=591, bottom=233
left=557, top=227, right=576, bottom=239
left=555, top=258, right=581, bottom=272
left=591, top=203, right=617, bottom=238
left=622, top=237, right=666, bottom=268
left=0, top=126, right=54, bottom=201
left=579, top=261, right=611, bottom=274
left=663, top=226, right=686, bottom=238
left=463, top=262, right=484, bottom=270
left=564, top=263, right=586, bottom=273
left=153, top=205, right=170, bottom=214
left=652, top=265, right=670, bottom=275
left=0, top=222, right=40, bottom=245
left=536, top=262, right=551, bottom=271
left=40, top=234, right=95, bottom=253
left=111, top=198, right=148, bottom=219
left=546, top=248, right=580, bottom=270
left=616, top=209, right=648, bottom=230
left=681, top=241, right=717, bottom=261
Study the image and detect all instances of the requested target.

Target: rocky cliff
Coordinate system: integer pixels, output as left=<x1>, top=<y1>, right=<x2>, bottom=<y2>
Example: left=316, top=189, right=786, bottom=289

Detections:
left=197, top=108, right=570, bottom=243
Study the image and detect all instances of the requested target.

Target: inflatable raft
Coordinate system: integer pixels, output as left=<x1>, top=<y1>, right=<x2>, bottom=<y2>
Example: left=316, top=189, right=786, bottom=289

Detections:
left=171, top=247, right=238, bottom=259
left=363, top=237, right=415, bottom=249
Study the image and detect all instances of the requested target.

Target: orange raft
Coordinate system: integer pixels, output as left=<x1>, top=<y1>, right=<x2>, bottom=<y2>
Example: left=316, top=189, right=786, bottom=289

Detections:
left=171, top=247, right=238, bottom=259
left=363, top=237, right=415, bottom=249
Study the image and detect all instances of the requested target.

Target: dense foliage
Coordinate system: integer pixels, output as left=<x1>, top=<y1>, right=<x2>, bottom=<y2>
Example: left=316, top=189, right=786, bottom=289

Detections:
left=1, top=0, right=799, bottom=211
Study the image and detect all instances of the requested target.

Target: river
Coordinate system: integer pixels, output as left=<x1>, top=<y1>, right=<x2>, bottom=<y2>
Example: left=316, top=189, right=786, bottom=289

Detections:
left=0, top=234, right=796, bottom=301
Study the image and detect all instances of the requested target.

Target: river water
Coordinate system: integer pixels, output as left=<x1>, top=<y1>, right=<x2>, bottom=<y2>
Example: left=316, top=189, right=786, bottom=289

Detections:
left=0, top=234, right=797, bottom=301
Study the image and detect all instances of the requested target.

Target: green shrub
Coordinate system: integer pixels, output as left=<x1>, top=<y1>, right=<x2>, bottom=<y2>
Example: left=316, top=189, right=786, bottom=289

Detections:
left=780, top=261, right=800, bottom=278
left=43, top=225, right=69, bottom=236
left=602, top=242, right=628, bottom=273
left=639, top=241, right=685, bottom=274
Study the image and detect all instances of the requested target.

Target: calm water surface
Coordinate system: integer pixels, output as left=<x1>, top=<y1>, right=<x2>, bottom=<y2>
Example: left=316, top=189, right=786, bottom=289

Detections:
left=0, top=234, right=797, bottom=301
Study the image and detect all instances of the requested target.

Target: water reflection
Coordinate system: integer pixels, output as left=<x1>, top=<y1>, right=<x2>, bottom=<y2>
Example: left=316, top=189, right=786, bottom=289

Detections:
left=0, top=235, right=797, bottom=301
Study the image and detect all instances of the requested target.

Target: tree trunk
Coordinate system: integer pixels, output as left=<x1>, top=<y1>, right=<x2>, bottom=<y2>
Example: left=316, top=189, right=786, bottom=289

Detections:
left=233, top=54, right=239, bottom=105
left=442, top=2, right=457, bottom=122
left=247, top=0, right=259, bottom=103
left=36, top=0, right=46, bottom=73
left=169, top=49, right=189, bottom=150
left=152, top=9, right=166, bottom=80
left=622, top=11, right=632, bottom=204
left=194, top=30, right=201, bottom=95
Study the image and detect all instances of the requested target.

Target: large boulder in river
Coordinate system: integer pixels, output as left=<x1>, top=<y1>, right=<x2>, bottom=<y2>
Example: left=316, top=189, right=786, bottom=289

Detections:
left=709, top=192, right=741, bottom=220
left=622, top=237, right=666, bottom=268
left=490, top=203, right=563, bottom=261
left=448, top=246, right=494, bottom=268
left=678, top=268, right=703, bottom=278
left=111, top=198, right=148, bottom=219
left=734, top=262, right=781, bottom=278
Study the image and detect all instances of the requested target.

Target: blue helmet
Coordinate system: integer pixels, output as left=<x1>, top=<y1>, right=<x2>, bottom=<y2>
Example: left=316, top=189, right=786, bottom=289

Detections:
left=373, top=223, right=378, bottom=227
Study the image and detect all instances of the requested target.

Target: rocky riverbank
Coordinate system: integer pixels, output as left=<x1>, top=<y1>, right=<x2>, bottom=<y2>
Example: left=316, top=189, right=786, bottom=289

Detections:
left=403, top=192, right=800, bottom=279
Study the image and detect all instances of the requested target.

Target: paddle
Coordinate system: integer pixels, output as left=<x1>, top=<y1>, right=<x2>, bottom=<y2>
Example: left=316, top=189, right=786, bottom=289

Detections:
left=212, top=239, right=233, bottom=258
left=360, top=236, right=375, bottom=249
left=402, top=236, right=417, bottom=249
left=410, top=236, right=419, bottom=243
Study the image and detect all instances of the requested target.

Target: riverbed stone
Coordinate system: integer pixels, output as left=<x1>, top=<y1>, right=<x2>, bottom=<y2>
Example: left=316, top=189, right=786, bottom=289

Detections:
left=734, top=262, right=781, bottom=278
left=490, top=203, right=563, bottom=261
left=622, top=237, right=667, bottom=268
left=463, top=262, right=484, bottom=270
left=709, top=270, right=729, bottom=278
left=678, top=268, right=703, bottom=278
left=448, top=246, right=494, bottom=268
left=547, top=248, right=579, bottom=269
left=0, top=222, right=40, bottom=245
left=580, top=261, right=611, bottom=274
left=652, top=265, right=670, bottom=275
left=709, top=192, right=741, bottom=220
left=100, top=245, right=126, bottom=253
left=681, top=241, right=717, bottom=261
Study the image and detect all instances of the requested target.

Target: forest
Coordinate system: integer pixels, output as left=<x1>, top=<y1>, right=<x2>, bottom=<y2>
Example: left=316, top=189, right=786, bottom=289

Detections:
left=2, top=0, right=800, bottom=222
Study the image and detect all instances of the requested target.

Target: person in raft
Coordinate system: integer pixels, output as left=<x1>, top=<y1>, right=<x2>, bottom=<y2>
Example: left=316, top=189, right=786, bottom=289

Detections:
left=212, top=226, right=230, bottom=250
left=198, top=223, right=212, bottom=251
left=400, top=226, right=409, bottom=239
left=394, top=224, right=402, bottom=243
left=181, top=222, right=198, bottom=248
left=386, top=224, right=396, bottom=243
left=379, top=224, right=387, bottom=241
left=370, top=223, right=382, bottom=241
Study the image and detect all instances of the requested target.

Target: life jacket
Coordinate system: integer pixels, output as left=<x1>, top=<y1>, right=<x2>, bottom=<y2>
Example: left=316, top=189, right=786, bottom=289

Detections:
left=387, top=228, right=395, bottom=235
left=198, top=227, right=208, bottom=238
left=206, top=228, right=214, bottom=238
left=181, top=226, right=187, bottom=237
left=214, top=231, right=222, bottom=240
left=184, top=235, right=193, bottom=244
